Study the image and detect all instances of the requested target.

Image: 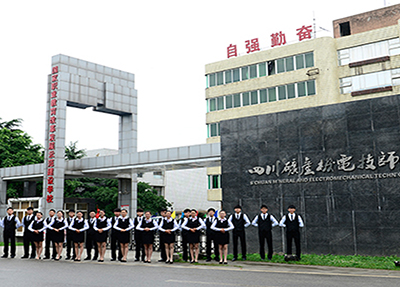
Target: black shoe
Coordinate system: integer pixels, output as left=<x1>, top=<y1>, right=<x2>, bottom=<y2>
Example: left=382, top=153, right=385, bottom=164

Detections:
left=170, top=261, right=173, bottom=264
left=215, top=258, right=220, bottom=262
left=84, top=257, right=91, bottom=261
left=224, top=262, right=228, bottom=265
left=158, top=259, right=166, bottom=262
left=206, top=259, right=211, bottom=262
left=10, top=255, right=15, bottom=258
left=134, top=259, right=140, bottom=262
left=219, top=261, right=223, bottom=264
left=1, top=255, right=7, bottom=259
left=66, top=256, right=71, bottom=260
left=110, top=258, right=116, bottom=261
left=98, top=259, right=104, bottom=262
left=21, top=256, right=29, bottom=259
left=92, top=257, right=98, bottom=261
left=30, top=256, right=36, bottom=259
left=121, top=259, right=127, bottom=263
left=242, top=257, right=247, bottom=260
left=232, top=258, right=237, bottom=262
left=165, top=260, right=170, bottom=264
left=394, top=261, right=400, bottom=267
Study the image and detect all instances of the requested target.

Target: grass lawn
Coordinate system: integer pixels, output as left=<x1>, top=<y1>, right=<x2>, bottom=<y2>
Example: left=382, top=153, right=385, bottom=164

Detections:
left=178, top=253, right=400, bottom=270
left=0, top=242, right=24, bottom=246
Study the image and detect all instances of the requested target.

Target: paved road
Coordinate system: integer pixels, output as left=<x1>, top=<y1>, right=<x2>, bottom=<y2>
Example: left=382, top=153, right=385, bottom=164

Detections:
left=1, top=256, right=400, bottom=287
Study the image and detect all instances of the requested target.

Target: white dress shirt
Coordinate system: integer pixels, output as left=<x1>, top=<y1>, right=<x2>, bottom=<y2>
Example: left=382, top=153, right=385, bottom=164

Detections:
left=279, top=213, right=304, bottom=227
left=28, top=218, right=47, bottom=233
left=180, top=217, right=206, bottom=231
left=0, top=215, right=22, bottom=228
left=48, top=217, right=68, bottom=230
left=211, top=218, right=234, bottom=232
left=159, top=218, right=179, bottom=232
left=93, top=216, right=112, bottom=231
left=68, top=218, right=89, bottom=232
left=113, top=216, right=134, bottom=231
left=136, top=218, right=159, bottom=231
left=251, top=213, right=279, bottom=227
left=228, top=213, right=251, bottom=228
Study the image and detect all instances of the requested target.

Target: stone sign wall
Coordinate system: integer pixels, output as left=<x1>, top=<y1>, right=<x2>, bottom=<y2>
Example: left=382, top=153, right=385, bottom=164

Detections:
left=220, top=95, right=400, bottom=256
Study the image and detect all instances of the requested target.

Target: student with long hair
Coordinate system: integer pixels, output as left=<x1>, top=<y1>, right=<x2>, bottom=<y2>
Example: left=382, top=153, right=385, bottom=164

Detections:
left=211, top=210, right=234, bottom=264
left=181, top=209, right=205, bottom=263
left=113, top=209, right=134, bottom=262
left=94, top=209, right=111, bottom=262
left=68, top=211, right=89, bottom=261
left=158, top=210, right=179, bottom=264
left=28, top=212, right=47, bottom=260
left=136, top=211, right=158, bottom=263
left=48, top=210, right=68, bottom=260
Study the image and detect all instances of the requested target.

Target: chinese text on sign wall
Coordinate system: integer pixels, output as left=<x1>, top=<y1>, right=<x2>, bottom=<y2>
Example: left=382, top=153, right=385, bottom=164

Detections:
left=227, top=25, right=312, bottom=58
left=46, top=66, right=59, bottom=203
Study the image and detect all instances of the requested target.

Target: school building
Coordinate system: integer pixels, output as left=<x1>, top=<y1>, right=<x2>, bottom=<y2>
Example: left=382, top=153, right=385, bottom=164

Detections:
left=206, top=4, right=400, bottom=255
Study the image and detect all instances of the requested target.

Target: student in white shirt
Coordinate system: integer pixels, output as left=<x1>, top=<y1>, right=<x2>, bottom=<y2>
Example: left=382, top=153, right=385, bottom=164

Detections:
left=158, top=210, right=179, bottom=264
left=28, top=212, right=47, bottom=260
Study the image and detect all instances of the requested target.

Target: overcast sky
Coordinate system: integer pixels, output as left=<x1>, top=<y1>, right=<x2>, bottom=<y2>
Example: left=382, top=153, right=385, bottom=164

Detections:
left=1, top=0, right=398, bottom=152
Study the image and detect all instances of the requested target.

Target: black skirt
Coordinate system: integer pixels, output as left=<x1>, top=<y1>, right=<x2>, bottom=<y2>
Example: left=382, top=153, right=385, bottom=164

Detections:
left=73, top=231, right=85, bottom=243
left=216, top=231, right=230, bottom=245
left=53, top=230, right=64, bottom=243
left=32, top=232, right=44, bottom=242
left=117, top=231, right=130, bottom=244
left=162, top=232, right=175, bottom=244
left=142, top=230, right=155, bottom=245
left=96, top=231, right=108, bottom=243
left=187, top=230, right=200, bottom=244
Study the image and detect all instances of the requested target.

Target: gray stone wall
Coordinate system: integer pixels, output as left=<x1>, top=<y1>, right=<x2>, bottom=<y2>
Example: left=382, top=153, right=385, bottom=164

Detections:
left=220, top=95, right=400, bottom=256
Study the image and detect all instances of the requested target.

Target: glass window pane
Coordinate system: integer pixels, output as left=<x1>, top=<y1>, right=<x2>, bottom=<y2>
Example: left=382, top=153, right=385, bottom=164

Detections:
left=297, top=82, right=306, bottom=97
left=233, top=68, right=240, bottom=82
left=225, top=70, right=232, bottom=84
left=277, top=59, right=285, bottom=73
left=251, top=91, right=258, bottom=105
left=206, top=75, right=209, bottom=88
left=307, top=80, right=316, bottom=95
left=287, top=84, right=296, bottom=99
left=217, top=72, right=224, bottom=85
left=233, top=93, right=241, bottom=107
left=268, top=88, right=276, bottom=102
left=209, top=73, right=216, bottom=87
left=210, top=123, right=217, bottom=137
left=250, top=64, right=257, bottom=78
left=285, top=57, right=294, bottom=72
left=209, top=98, right=216, bottom=111
left=225, top=95, right=233, bottom=109
left=305, top=52, right=314, bottom=68
left=217, top=97, right=224, bottom=110
left=241, top=66, right=249, bottom=80
left=278, top=86, right=286, bottom=100
left=268, top=61, right=276, bottom=75
left=295, top=54, right=304, bottom=69
left=259, top=62, right=267, bottom=77
left=260, top=89, right=267, bottom=103
left=242, top=92, right=250, bottom=106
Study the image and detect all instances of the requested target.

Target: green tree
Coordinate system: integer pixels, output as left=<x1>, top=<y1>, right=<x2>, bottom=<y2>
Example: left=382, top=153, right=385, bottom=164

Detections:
left=65, top=141, right=86, bottom=160
left=137, top=181, right=172, bottom=214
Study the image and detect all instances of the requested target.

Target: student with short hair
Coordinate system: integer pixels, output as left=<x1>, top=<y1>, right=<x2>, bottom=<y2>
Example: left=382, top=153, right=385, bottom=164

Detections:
left=181, top=209, right=205, bottom=263
left=68, top=211, right=89, bottom=261
left=133, top=208, right=145, bottom=262
left=158, top=210, right=179, bottom=264
left=1, top=207, right=22, bottom=258
left=279, top=205, right=304, bottom=260
left=205, top=207, right=219, bottom=262
left=228, top=205, right=251, bottom=261
left=211, top=210, right=234, bottom=264
left=136, top=210, right=159, bottom=263
left=21, top=206, right=36, bottom=259
left=109, top=208, right=122, bottom=261
left=44, top=209, right=56, bottom=260
left=85, top=210, right=98, bottom=261
left=179, top=208, right=191, bottom=262
left=251, top=204, right=279, bottom=260
left=48, top=210, right=68, bottom=260
left=157, top=208, right=167, bottom=262
left=94, top=209, right=111, bottom=262
left=28, top=211, right=47, bottom=260
left=113, top=209, right=134, bottom=262
left=65, top=209, right=76, bottom=260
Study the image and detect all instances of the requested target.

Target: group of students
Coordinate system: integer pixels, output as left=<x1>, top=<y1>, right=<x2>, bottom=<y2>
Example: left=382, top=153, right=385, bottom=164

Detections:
left=1, top=204, right=304, bottom=264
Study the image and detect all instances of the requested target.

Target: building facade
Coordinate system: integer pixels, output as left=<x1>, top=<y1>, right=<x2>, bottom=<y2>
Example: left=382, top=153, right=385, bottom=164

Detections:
left=206, top=5, right=400, bottom=256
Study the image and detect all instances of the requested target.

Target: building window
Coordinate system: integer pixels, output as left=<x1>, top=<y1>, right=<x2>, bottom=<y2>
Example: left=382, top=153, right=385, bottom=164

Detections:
left=250, top=64, right=257, bottom=79
left=338, top=38, right=400, bottom=66
left=340, top=70, right=394, bottom=94
left=233, top=68, right=240, bottom=82
left=217, top=97, right=224, bottom=110
left=225, top=70, right=232, bottom=84
left=209, top=98, right=216, bottom=112
left=242, top=92, right=250, bottom=106
left=233, top=93, right=241, bottom=107
left=137, top=173, right=143, bottom=178
left=209, top=73, right=216, bottom=87
left=251, top=90, right=258, bottom=105
left=259, top=62, right=267, bottom=77
left=153, top=171, right=163, bottom=178
left=285, top=57, right=294, bottom=72
left=207, top=122, right=220, bottom=138
left=225, top=95, right=233, bottom=109
left=260, top=89, right=267, bottom=103
left=208, top=175, right=221, bottom=189
left=339, top=22, right=351, bottom=37
left=241, top=66, right=249, bottom=81
left=217, top=71, right=224, bottom=86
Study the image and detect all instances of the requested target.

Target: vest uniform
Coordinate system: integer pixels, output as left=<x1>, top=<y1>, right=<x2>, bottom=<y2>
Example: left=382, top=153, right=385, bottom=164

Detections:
left=186, top=218, right=201, bottom=244
left=140, top=219, right=156, bottom=245
left=31, top=220, right=45, bottom=242
left=160, top=219, right=176, bottom=244
left=95, top=218, right=109, bottom=243
left=66, top=217, right=76, bottom=259
left=134, top=216, right=145, bottom=261
left=86, top=218, right=98, bottom=259
left=72, top=219, right=85, bottom=243
left=51, top=219, right=67, bottom=243
left=22, top=214, right=36, bottom=258
left=116, top=217, right=131, bottom=244
left=44, top=216, right=56, bottom=259
left=231, top=214, right=247, bottom=259
left=285, top=214, right=301, bottom=258
left=179, top=217, right=189, bottom=261
left=158, top=217, right=167, bottom=261
left=110, top=216, right=121, bottom=261
left=215, top=219, right=230, bottom=245
left=3, top=215, right=17, bottom=257
left=205, top=217, right=219, bottom=261
left=257, top=214, right=273, bottom=260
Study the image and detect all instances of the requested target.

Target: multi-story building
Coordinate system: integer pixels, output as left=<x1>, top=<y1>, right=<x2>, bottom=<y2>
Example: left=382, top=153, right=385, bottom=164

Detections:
left=205, top=4, right=400, bottom=207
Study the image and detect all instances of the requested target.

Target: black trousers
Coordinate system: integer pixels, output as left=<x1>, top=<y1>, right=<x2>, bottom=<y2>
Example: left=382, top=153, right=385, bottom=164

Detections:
left=258, top=230, right=273, bottom=260
left=286, top=230, right=301, bottom=258
left=206, top=232, right=219, bottom=260
left=181, top=233, right=189, bottom=261
left=232, top=231, right=247, bottom=259
left=44, top=232, right=56, bottom=258
left=134, top=231, right=145, bottom=260
left=66, top=232, right=76, bottom=258
left=86, top=232, right=98, bottom=259
left=159, top=232, right=167, bottom=260
left=3, top=231, right=16, bottom=257
left=23, top=231, right=36, bottom=257
left=110, top=232, right=121, bottom=260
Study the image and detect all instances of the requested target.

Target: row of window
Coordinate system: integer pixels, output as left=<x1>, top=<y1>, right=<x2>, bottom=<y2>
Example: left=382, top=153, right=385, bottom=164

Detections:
left=207, top=122, right=220, bottom=138
left=340, top=68, right=400, bottom=94
left=338, top=38, right=400, bottom=66
left=208, top=174, right=221, bottom=189
left=206, top=52, right=314, bottom=88
left=207, top=80, right=316, bottom=113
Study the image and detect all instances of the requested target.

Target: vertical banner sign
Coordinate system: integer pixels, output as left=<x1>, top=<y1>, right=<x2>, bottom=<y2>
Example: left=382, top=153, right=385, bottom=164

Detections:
left=45, top=66, right=59, bottom=204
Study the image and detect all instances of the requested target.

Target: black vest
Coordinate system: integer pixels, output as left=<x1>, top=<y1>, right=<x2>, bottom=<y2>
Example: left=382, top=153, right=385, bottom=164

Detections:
left=73, top=219, right=85, bottom=230
left=23, top=215, right=35, bottom=234
left=180, top=218, right=189, bottom=235
left=88, top=218, right=96, bottom=235
left=46, top=217, right=55, bottom=234
left=215, top=219, right=229, bottom=229
left=96, top=218, right=108, bottom=229
left=52, top=219, right=65, bottom=229
left=111, top=217, right=118, bottom=234
left=140, top=219, right=155, bottom=229
left=117, top=217, right=130, bottom=229
left=66, top=217, right=74, bottom=234
left=205, top=217, right=216, bottom=234
left=285, top=214, right=300, bottom=232
left=4, top=215, right=17, bottom=234
left=134, top=217, right=143, bottom=229
left=186, top=218, right=201, bottom=229
left=231, top=213, right=245, bottom=232
left=32, top=220, right=44, bottom=231
left=162, top=219, right=174, bottom=230
left=258, top=214, right=272, bottom=232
